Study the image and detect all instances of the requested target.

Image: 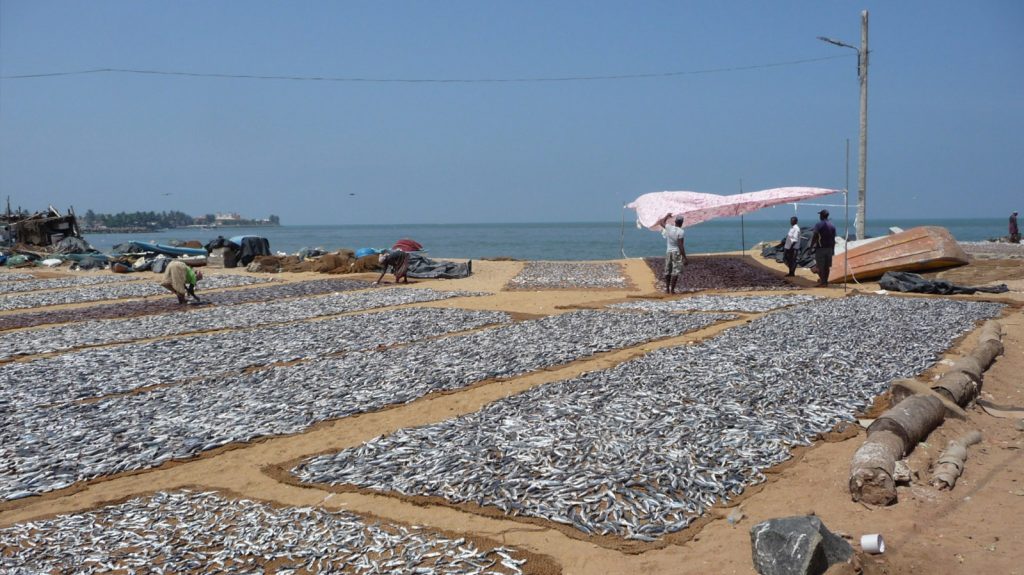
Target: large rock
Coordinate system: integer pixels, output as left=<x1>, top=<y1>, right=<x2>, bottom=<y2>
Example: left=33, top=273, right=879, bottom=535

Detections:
left=750, top=516, right=853, bottom=575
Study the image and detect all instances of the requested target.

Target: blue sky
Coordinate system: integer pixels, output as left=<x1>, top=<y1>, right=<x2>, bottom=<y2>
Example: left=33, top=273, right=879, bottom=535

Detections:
left=1, top=1, right=1021, bottom=225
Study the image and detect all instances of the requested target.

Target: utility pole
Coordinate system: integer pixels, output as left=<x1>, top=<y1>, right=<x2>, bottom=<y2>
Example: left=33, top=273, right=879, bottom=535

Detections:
left=819, top=10, right=869, bottom=240
left=857, top=10, right=869, bottom=241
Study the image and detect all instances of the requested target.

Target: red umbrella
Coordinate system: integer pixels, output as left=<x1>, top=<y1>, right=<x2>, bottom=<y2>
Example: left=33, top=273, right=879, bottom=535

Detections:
left=392, top=238, right=423, bottom=252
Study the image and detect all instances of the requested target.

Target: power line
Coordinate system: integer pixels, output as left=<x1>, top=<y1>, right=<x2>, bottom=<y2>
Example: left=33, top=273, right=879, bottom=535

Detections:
left=0, top=54, right=852, bottom=83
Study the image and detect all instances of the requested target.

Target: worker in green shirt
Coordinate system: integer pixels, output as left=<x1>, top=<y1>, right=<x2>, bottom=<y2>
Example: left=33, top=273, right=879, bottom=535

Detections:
left=160, top=260, right=203, bottom=304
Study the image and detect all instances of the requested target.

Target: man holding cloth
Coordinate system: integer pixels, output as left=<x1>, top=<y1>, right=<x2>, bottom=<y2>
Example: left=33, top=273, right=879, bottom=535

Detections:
left=658, top=212, right=688, bottom=294
left=810, top=209, right=836, bottom=287
left=783, top=216, right=801, bottom=277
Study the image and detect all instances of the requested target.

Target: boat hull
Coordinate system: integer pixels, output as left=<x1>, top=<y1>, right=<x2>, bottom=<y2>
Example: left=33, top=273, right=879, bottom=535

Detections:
left=828, top=226, right=968, bottom=283
left=127, top=241, right=208, bottom=257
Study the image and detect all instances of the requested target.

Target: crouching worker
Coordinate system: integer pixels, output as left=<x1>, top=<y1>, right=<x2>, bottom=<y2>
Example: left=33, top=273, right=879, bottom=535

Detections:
left=160, top=260, right=202, bottom=303
left=374, top=249, right=409, bottom=285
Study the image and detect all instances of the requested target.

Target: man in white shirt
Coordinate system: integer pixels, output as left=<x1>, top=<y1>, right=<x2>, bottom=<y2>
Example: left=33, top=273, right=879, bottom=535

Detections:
left=658, top=212, right=688, bottom=293
left=784, top=216, right=801, bottom=277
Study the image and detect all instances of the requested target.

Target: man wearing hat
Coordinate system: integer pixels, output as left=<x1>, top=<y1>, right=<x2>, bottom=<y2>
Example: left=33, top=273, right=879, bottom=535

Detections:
left=160, top=260, right=202, bottom=304
left=658, top=212, right=689, bottom=294
left=1010, top=211, right=1020, bottom=244
left=810, top=209, right=837, bottom=286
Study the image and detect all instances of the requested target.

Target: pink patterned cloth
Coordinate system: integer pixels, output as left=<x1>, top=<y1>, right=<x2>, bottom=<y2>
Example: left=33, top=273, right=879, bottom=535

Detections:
left=626, top=187, right=840, bottom=230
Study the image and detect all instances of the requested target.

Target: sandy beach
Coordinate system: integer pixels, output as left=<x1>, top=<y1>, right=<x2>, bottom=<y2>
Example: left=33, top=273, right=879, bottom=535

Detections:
left=1, top=251, right=1022, bottom=575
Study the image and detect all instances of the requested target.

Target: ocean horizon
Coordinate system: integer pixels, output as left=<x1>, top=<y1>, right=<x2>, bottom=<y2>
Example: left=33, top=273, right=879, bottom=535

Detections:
left=83, top=218, right=1012, bottom=261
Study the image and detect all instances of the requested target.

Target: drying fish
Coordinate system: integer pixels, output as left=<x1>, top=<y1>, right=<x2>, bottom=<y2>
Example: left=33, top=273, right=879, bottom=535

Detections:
left=0, top=287, right=488, bottom=358
left=0, top=309, right=727, bottom=500
left=2, top=307, right=509, bottom=407
left=506, top=261, right=629, bottom=290
left=0, top=272, right=34, bottom=282
left=0, top=278, right=376, bottom=331
left=612, top=294, right=817, bottom=313
left=645, top=256, right=795, bottom=292
left=959, top=241, right=1024, bottom=260
left=0, top=274, right=269, bottom=312
left=0, top=490, right=529, bottom=574
left=0, top=274, right=136, bottom=294
left=293, top=296, right=1002, bottom=541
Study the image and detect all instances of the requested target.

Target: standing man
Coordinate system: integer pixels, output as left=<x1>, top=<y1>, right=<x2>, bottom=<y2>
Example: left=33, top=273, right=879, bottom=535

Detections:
left=810, top=209, right=837, bottom=287
left=1010, top=211, right=1020, bottom=244
left=160, top=260, right=202, bottom=304
left=783, top=216, right=801, bottom=277
left=658, top=212, right=688, bottom=294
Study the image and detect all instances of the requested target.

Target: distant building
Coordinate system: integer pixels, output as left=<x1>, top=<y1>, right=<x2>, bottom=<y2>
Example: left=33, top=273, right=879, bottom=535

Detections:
left=192, top=212, right=279, bottom=227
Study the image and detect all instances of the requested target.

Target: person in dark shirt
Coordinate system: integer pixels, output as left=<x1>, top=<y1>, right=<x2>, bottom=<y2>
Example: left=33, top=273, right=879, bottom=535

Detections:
left=810, top=209, right=837, bottom=287
left=1010, top=211, right=1020, bottom=244
left=374, top=249, right=410, bottom=285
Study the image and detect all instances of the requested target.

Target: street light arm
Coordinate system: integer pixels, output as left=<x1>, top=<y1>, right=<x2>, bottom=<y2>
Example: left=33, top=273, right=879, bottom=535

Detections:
left=818, top=11, right=870, bottom=241
left=818, top=36, right=863, bottom=81
left=817, top=36, right=858, bottom=52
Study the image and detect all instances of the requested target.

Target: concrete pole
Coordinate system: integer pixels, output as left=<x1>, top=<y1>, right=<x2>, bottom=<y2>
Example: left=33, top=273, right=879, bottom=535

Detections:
left=857, top=10, right=869, bottom=240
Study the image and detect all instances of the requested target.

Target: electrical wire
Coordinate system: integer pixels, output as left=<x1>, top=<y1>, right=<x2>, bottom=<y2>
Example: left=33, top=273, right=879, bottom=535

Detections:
left=1, top=54, right=852, bottom=83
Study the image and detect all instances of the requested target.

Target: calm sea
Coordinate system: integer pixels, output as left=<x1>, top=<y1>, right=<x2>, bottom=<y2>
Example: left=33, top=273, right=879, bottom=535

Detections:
left=83, top=218, right=1008, bottom=261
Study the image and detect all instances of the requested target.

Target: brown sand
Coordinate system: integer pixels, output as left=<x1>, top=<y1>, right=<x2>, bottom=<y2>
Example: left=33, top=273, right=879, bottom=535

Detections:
left=1, top=255, right=1022, bottom=574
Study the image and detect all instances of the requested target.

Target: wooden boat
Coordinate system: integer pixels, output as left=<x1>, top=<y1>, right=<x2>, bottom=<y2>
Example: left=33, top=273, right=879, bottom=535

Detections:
left=828, top=226, right=968, bottom=283
left=127, top=241, right=207, bottom=257
left=176, top=255, right=208, bottom=267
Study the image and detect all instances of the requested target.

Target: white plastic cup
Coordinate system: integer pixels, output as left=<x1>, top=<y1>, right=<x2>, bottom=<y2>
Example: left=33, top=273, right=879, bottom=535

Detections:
left=861, top=533, right=885, bottom=554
